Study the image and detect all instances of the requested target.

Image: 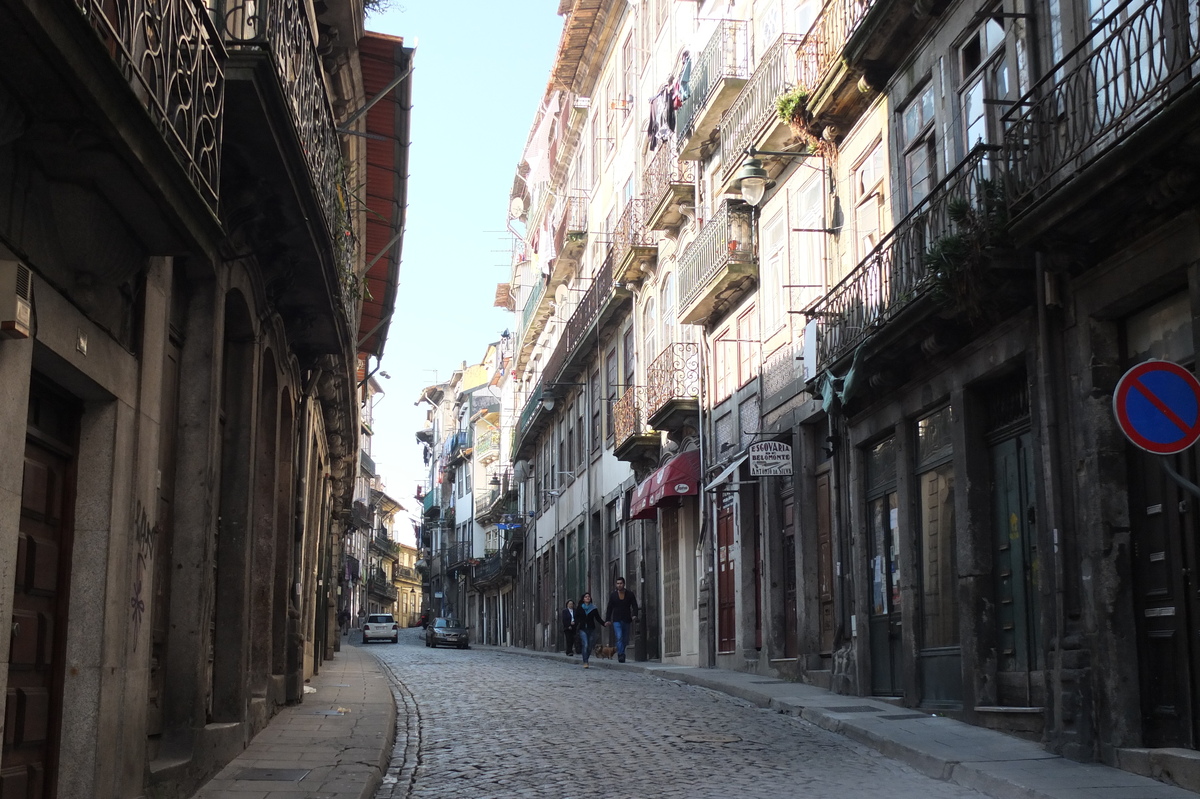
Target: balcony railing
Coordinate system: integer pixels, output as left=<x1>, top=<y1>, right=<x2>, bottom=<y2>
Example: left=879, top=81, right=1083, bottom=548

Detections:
left=797, top=0, right=876, bottom=95
left=614, top=386, right=652, bottom=450
left=721, top=33, right=804, bottom=180
left=679, top=200, right=756, bottom=313
left=1003, top=0, right=1200, bottom=216
left=218, top=0, right=355, bottom=300
left=804, top=147, right=998, bottom=370
left=611, top=199, right=656, bottom=279
left=421, top=488, right=440, bottom=517
left=368, top=573, right=397, bottom=601
left=646, top=342, right=701, bottom=420
left=677, top=20, right=751, bottom=141
left=642, top=140, right=695, bottom=222
left=542, top=251, right=620, bottom=384
left=75, top=0, right=225, bottom=213
left=445, top=542, right=472, bottom=568
left=553, top=192, right=590, bottom=258
left=515, top=381, right=545, bottom=450
left=475, top=427, right=500, bottom=460
left=518, top=277, right=547, bottom=347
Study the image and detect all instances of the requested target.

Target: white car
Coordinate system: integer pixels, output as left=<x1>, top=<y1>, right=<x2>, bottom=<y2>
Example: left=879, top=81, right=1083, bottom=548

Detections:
left=362, top=613, right=399, bottom=643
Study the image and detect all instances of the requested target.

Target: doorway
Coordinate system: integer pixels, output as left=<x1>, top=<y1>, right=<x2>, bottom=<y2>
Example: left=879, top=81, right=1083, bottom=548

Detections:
left=1, top=382, right=79, bottom=799
left=716, top=493, right=736, bottom=653
left=866, top=437, right=902, bottom=697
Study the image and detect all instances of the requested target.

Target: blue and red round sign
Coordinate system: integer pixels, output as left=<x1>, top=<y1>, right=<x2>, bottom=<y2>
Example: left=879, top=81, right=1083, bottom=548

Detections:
left=1113, top=360, right=1200, bottom=454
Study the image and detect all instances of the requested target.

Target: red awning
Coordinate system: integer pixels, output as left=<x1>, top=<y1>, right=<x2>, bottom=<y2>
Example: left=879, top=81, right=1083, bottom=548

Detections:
left=627, top=450, right=701, bottom=521
left=357, top=32, right=413, bottom=359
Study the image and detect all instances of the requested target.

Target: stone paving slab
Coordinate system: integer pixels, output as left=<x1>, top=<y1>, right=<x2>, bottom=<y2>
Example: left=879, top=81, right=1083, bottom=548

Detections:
left=189, top=646, right=395, bottom=799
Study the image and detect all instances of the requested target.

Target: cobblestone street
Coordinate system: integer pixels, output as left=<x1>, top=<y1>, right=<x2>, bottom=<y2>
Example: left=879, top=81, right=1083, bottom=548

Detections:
left=368, top=629, right=987, bottom=799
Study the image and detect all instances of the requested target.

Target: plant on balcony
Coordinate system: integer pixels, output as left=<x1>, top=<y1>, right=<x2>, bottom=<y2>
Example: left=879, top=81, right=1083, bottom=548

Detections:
left=923, top=181, right=1008, bottom=320
left=775, top=87, right=830, bottom=156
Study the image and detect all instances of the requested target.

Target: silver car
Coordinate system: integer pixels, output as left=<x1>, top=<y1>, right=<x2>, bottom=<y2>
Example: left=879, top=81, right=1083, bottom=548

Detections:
left=424, top=617, right=469, bottom=649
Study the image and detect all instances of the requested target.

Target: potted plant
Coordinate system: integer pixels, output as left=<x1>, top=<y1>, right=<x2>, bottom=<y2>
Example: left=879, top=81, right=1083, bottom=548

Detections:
left=775, top=86, right=831, bottom=155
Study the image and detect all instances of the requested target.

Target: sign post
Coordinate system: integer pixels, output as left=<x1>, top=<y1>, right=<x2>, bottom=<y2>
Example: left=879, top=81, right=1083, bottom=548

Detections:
left=1113, top=359, right=1200, bottom=497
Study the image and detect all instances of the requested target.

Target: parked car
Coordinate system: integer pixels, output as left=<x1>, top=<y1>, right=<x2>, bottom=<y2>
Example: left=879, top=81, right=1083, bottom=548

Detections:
left=424, top=617, right=468, bottom=649
left=362, top=613, right=399, bottom=643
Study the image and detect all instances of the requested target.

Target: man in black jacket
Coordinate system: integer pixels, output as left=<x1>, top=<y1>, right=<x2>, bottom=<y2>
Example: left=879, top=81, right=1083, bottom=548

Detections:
left=605, top=576, right=639, bottom=663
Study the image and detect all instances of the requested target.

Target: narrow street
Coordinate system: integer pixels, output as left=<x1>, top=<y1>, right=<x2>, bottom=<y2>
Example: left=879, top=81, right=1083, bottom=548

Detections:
left=367, top=629, right=987, bottom=799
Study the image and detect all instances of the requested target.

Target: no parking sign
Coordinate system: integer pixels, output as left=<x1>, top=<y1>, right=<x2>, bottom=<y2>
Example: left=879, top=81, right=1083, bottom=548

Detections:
left=1112, top=360, right=1200, bottom=455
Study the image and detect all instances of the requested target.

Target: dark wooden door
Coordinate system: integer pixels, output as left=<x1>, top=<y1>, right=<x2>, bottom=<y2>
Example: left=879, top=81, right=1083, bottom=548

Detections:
left=990, top=432, right=1043, bottom=706
left=662, top=508, right=681, bottom=657
left=782, top=491, right=798, bottom=658
left=752, top=488, right=762, bottom=650
left=2, top=388, right=77, bottom=799
left=1130, top=447, right=1200, bottom=748
left=717, top=495, right=736, bottom=653
left=868, top=490, right=902, bottom=696
left=817, top=473, right=835, bottom=654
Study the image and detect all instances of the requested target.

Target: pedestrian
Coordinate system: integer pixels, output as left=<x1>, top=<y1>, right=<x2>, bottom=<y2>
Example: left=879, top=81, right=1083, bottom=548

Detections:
left=577, top=592, right=604, bottom=668
left=338, top=609, right=351, bottom=635
left=605, top=576, right=639, bottom=663
left=560, top=599, right=579, bottom=656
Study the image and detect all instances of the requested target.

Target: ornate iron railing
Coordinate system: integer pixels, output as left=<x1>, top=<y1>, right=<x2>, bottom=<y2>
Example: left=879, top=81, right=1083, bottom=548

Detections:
left=721, top=33, right=804, bottom=179
left=370, top=534, right=399, bottom=557
left=75, top=0, right=225, bottom=213
left=614, top=386, right=651, bottom=449
left=445, top=541, right=472, bottom=568
left=642, top=140, right=695, bottom=208
left=554, top=192, right=589, bottom=256
left=611, top=198, right=655, bottom=269
left=646, top=342, right=700, bottom=419
left=515, top=381, right=545, bottom=451
left=679, top=200, right=756, bottom=312
left=217, top=0, right=356, bottom=301
left=475, top=427, right=499, bottom=459
left=804, top=147, right=998, bottom=370
left=541, top=251, right=617, bottom=385
left=676, top=19, right=750, bottom=140
left=518, top=277, right=546, bottom=347
left=1003, top=0, right=1200, bottom=214
left=797, top=0, right=877, bottom=93
left=368, top=573, right=397, bottom=600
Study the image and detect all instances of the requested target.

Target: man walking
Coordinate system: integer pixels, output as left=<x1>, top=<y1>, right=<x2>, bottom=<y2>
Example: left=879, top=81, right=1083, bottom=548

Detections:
left=605, top=576, right=639, bottom=663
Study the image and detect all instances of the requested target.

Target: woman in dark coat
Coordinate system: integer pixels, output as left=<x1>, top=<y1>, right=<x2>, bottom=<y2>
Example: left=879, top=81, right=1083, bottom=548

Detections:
left=560, top=599, right=579, bottom=656
left=576, top=593, right=605, bottom=668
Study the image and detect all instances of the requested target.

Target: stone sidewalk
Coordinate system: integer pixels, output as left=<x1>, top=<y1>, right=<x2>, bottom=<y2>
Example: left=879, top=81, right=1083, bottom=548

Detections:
left=188, top=639, right=1199, bottom=799
left=189, top=644, right=394, bottom=799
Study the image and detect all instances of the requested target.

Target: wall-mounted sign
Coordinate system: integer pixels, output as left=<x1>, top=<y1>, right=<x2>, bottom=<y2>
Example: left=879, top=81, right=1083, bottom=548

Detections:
left=749, top=441, right=793, bottom=476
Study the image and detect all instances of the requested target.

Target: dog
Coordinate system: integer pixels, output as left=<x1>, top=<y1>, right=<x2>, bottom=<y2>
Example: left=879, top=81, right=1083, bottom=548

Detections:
left=594, top=644, right=616, bottom=660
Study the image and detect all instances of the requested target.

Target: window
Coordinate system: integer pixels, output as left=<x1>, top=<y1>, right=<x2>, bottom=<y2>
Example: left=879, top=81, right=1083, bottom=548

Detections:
left=565, top=400, right=575, bottom=476
left=866, top=437, right=900, bottom=617
left=853, top=142, right=885, bottom=263
left=737, top=305, right=759, bottom=387
left=622, top=325, right=637, bottom=396
left=643, top=298, right=657, bottom=371
left=590, top=368, right=602, bottom=452
left=659, top=272, right=676, bottom=348
left=959, top=12, right=1011, bottom=150
left=623, top=176, right=634, bottom=210
left=901, top=83, right=937, bottom=207
left=604, top=76, right=617, bottom=153
left=714, top=328, right=733, bottom=401
left=793, top=175, right=825, bottom=301
left=575, top=391, right=586, bottom=466
left=916, top=406, right=957, bottom=648
left=605, top=346, right=618, bottom=445
left=621, top=34, right=635, bottom=112
left=760, top=211, right=787, bottom=333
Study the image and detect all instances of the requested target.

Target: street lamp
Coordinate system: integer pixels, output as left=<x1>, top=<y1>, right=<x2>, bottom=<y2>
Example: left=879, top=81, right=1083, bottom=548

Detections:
left=736, top=147, right=821, bottom=207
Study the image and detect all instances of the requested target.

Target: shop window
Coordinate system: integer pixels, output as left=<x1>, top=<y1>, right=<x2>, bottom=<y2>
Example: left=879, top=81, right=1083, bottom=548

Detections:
left=917, top=406, right=957, bottom=648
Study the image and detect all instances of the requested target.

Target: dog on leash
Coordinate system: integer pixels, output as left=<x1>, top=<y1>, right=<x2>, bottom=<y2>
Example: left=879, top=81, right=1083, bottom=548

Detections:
left=594, top=644, right=616, bottom=660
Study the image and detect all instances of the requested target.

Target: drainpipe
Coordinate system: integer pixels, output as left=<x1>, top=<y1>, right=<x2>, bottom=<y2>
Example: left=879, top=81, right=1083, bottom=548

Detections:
left=1035, top=254, right=1066, bottom=740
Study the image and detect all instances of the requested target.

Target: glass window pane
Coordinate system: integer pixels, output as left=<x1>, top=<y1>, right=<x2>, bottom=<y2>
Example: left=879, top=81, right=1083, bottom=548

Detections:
left=917, top=406, right=953, bottom=464
left=920, top=463, right=957, bottom=647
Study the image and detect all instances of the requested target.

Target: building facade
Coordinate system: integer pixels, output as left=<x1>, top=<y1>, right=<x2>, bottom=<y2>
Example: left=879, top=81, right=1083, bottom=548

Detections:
left=489, top=0, right=1200, bottom=779
left=0, top=3, right=410, bottom=796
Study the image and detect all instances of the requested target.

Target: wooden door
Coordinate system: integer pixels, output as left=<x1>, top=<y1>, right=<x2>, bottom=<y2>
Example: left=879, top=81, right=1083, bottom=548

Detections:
left=817, top=473, right=835, bottom=654
left=868, top=490, right=902, bottom=696
left=2, top=388, right=77, bottom=799
left=991, top=432, right=1043, bottom=706
left=662, top=508, right=681, bottom=657
left=717, top=495, right=736, bottom=653
left=782, top=491, right=797, bottom=658
left=752, top=488, right=762, bottom=650
left=1130, top=447, right=1200, bottom=748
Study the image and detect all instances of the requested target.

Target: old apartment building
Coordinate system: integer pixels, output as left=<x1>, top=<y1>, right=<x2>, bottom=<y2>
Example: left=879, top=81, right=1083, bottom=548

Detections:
left=0, top=2, right=410, bottom=796
left=457, top=0, right=1200, bottom=777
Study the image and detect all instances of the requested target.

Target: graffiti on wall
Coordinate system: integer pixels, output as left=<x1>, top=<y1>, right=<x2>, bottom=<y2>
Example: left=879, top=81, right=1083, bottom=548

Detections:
left=131, top=502, right=159, bottom=646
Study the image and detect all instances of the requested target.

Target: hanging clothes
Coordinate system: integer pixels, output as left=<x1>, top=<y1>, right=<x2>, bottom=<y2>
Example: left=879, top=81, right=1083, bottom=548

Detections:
left=648, top=87, right=671, bottom=150
left=675, top=51, right=692, bottom=108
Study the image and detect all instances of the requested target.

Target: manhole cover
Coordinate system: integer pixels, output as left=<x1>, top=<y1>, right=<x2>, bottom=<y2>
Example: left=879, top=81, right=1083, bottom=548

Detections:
left=236, top=768, right=310, bottom=781
left=311, top=709, right=345, bottom=716
left=880, top=713, right=930, bottom=721
left=824, top=705, right=883, bottom=713
left=679, top=732, right=742, bottom=743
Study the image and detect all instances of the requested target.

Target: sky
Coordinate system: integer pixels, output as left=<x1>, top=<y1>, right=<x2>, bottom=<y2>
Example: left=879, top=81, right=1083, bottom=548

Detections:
left=364, top=3, right=564, bottom=536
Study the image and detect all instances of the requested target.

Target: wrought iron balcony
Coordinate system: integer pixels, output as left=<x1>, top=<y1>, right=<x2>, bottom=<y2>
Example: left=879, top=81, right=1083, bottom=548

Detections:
left=1003, top=0, right=1200, bottom=227
left=720, top=33, right=804, bottom=181
left=646, top=342, right=700, bottom=430
left=475, top=427, right=500, bottom=462
left=217, top=0, right=356, bottom=307
left=370, top=534, right=399, bottom=558
left=677, top=20, right=750, bottom=160
left=678, top=200, right=756, bottom=324
left=553, top=192, right=590, bottom=265
left=541, top=251, right=631, bottom=386
left=368, top=573, right=397, bottom=601
left=642, top=141, right=696, bottom=230
left=797, top=0, right=876, bottom=103
left=445, top=542, right=472, bottom=568
left=75, top=0, right=225, bottom=213
left=421, top=488, right=440, bottom=517
left=611, top=199, right=657, bottom=282
left=804, top=147, right=998, bottom=372
left=512, top=381, right=547, bottom=461
left=613, top=386, right=659, bottom=463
